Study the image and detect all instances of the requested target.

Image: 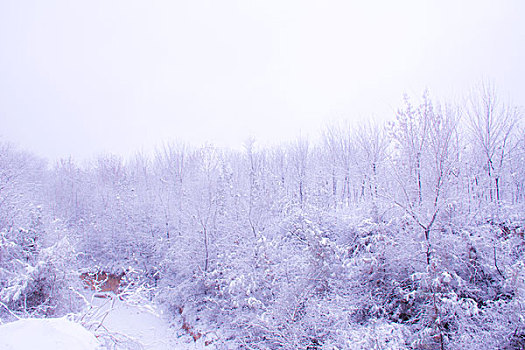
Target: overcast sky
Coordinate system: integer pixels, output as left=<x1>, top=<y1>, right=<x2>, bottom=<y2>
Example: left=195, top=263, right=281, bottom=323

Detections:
left=0, top=0, right=523, bottom=161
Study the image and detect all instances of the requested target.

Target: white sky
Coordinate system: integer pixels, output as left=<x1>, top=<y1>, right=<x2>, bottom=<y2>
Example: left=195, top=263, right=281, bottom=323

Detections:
left=0, top=0, right=524, bottom=161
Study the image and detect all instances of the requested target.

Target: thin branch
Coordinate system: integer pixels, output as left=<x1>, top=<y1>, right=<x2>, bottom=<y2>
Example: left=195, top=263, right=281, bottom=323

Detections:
left=0, top=300, right=21, bottom=320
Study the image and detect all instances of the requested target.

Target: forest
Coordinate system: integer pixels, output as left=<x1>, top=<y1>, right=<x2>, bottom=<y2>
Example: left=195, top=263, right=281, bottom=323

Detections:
left=1, top=85, right=524, bottom=349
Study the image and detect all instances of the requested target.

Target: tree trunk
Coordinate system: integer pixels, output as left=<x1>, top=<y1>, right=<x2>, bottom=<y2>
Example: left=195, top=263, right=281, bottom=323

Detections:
left=203, top=227, right=209, bottom=272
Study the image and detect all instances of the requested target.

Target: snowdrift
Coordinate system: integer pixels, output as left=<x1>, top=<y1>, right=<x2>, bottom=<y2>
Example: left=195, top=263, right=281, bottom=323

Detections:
left=0, top=317, right=99, bottom=350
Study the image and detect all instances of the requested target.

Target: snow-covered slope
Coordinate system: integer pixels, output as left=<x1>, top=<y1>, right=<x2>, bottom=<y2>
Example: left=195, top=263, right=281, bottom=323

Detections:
left=87, top=295, right=177, bottom=349
left=0, top=317, right=99, bottom=350
left=0, top=297, right=212, bottom=350
left=81, top=293, right=210, bottom=349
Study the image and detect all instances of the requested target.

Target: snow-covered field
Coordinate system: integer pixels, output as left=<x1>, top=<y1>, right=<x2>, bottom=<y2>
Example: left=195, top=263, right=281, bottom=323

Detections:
left=0, top=294, right=213, bottom=350
left=0, top=317, right=99, bottom=350
left=85, top=294, right=185, bottom=349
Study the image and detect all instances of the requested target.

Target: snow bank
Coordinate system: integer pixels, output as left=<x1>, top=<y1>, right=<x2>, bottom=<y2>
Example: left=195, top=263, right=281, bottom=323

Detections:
left=0, top=317, right=99, bottom=350
left=88, top=295, right=185, bottom=349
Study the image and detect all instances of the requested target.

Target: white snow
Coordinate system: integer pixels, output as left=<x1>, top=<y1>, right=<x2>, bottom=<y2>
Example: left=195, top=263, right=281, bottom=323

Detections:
left=87, top=295, right=177, bottom=349
left=0, top=295, right=214, bottom=350
left=81, top=293, right=211, bottom=349
left=0, top=317, right=99, bottom=350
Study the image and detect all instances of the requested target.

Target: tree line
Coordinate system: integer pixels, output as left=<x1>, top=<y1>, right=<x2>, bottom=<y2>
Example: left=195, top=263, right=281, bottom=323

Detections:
left=1, top=84, right=524, bottom=349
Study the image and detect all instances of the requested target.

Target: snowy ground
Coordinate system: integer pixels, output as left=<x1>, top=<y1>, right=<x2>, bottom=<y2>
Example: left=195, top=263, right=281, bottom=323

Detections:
left=82, top=292, right=216, bottom=349
left=0, top=293, right=217, bottom=350
left=86, top=294, right=179, bottom=349
left=0, top=317, right=99, bottom=350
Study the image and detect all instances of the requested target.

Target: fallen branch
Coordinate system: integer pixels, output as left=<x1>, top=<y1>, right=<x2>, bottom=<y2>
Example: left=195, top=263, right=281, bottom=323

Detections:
left=493, top=246, right=505, bottom=278
left=0, top=300, right=21, bottom=320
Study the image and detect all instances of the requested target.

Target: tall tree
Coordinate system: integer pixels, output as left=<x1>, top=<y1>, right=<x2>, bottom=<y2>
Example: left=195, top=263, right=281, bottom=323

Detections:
left=467, top=82, right=521, bottom=203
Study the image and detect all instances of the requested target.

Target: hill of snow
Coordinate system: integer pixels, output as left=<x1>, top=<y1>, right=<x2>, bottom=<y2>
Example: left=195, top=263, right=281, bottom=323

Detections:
left=0, top=317, right=99, bottom=350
